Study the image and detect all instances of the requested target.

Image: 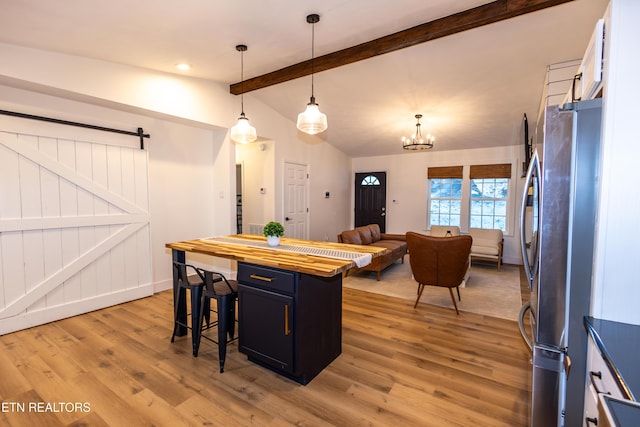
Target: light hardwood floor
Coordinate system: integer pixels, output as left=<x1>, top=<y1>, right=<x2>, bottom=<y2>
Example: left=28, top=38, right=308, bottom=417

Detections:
left=0, top=276, right=532, bottom=426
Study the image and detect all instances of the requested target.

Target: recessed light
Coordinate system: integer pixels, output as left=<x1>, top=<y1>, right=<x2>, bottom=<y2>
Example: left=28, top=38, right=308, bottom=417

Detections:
left=176, top=63, right=191, bottom=71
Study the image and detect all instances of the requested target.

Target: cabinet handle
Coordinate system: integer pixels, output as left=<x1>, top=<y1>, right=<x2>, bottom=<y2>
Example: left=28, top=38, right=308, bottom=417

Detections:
left=589, top=371, right=611, bottom=395
left=249, top=274, right=274, bottom=282
left=284, top=304, right=291, bottom=335
left=572, top=72, right=582, bottom=102
left=564, top=354, right=572, bottom=379
left=585, top=416, right=598, bottom=426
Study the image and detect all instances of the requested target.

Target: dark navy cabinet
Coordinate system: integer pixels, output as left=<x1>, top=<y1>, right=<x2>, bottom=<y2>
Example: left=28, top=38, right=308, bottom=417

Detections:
left=237, top=262, right=342, bottom=385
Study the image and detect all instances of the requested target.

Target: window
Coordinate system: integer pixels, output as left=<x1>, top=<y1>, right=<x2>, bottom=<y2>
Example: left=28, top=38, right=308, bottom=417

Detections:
left=469, top=164, right=511, bottom=232
left=430, top=178, right=462, bottom=226
left=427, top=164, right=512, bottom=232
left=361, top=175, right=380, bottom=186
left=428, top=166, right=463, bottom=227
left=470, top=178, right=508, bottom=230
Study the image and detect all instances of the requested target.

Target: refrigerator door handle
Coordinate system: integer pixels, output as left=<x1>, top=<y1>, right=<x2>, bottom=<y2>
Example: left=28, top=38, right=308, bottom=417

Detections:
left=520, top=151, right=540, bottom=286
left=518, top=301, right=533, bottom=352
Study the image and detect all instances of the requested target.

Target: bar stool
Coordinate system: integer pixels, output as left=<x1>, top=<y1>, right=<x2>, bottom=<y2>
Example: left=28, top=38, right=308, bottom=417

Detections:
left=195, top=268, right=238, bottom=373
left=170, top=262, right=206, bottom=356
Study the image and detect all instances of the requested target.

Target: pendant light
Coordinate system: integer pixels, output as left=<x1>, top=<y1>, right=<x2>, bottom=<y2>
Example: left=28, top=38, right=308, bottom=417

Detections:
left=230, top=44, right=257, bottom=144
left=297, top=13, right=328, bottom=135
left=402, top=114, right=435, bottom=150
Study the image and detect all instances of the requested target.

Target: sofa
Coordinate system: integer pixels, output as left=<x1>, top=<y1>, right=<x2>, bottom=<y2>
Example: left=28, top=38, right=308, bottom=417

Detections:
left=468, top=228, right=503, bottom=271
left=431, top=225, right=503, bottom=271
left=337, top=224, right=407, bottom=281
left=430, top=225, right=461, bottom=237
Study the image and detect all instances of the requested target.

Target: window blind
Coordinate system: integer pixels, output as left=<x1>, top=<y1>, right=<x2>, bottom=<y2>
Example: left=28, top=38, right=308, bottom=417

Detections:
left=469, top=163, right=511, bottom=179
left=427, top=166, right=463, bottom=179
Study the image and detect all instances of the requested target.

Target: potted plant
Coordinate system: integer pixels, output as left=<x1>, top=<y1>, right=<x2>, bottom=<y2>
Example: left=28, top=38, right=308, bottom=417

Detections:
left=263, top=221, right=284, bottom=246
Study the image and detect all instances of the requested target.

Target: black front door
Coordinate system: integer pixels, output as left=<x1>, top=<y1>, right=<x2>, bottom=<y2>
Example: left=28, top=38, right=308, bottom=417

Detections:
left=354, top=172, right=386, bottom=232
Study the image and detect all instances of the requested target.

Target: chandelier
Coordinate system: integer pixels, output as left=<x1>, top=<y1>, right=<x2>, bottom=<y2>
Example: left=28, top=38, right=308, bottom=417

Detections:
left=296, top=13, right=328, bottom=135
left=402, top=114, right=434, bottom=150
left=230, top=44, right=257, bottom=144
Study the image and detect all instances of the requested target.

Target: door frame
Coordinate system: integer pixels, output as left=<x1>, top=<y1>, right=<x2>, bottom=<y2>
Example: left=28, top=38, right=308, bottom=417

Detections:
left=354, top=171, right=387, bottom=232
left=283, top=161, right=309, bottom=239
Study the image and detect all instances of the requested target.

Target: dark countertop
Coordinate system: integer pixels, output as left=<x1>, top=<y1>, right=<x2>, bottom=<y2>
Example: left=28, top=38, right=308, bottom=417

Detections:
left=584, top=316, right=640, bottom=401
left=600, top=394, right=640, bottom=426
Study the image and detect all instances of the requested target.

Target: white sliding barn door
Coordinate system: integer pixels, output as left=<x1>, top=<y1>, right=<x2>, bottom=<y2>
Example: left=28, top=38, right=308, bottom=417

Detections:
left=0, top=126, right=151, bottom=335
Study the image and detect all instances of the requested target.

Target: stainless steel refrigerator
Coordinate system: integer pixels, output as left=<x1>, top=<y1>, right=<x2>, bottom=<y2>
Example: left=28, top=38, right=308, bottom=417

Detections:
left=519, top=98, right=603, bottom=427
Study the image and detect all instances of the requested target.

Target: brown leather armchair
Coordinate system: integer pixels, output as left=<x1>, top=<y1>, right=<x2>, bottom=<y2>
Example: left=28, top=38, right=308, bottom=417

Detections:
left=406, top=232, right=472, bottom=314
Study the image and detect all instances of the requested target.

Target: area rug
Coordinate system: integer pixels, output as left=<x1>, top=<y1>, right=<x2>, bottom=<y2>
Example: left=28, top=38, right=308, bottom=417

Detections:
left=343, top=256, right=522, bottom=321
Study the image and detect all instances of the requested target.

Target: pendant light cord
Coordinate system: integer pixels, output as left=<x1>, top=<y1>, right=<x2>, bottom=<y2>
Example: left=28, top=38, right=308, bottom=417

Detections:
left=311, top=19, right=315, bottom=100
left=240, top=48, right=245, bottom=115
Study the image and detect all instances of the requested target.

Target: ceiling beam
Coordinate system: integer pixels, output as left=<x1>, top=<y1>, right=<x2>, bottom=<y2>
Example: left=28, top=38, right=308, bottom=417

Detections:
left=230, top=0, right=575, bottom=95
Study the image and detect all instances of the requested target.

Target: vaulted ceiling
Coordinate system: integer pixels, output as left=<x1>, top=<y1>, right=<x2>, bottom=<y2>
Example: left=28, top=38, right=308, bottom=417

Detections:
left=0, top=0, right=608, bottom=157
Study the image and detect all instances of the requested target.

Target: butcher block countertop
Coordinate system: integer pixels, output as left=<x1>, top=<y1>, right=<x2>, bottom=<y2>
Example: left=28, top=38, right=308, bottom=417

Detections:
left=165, top=234, right=388, bottom=277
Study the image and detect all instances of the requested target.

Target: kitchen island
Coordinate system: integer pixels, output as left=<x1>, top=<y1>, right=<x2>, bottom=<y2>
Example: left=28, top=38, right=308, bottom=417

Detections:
left=165, top=234, right=387, bottom=384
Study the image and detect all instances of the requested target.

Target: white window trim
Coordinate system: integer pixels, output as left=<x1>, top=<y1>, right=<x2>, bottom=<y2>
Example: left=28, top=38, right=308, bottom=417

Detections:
left=469, top=177, right=510, bottom=232
left=428, top=166, right=516, bottom=236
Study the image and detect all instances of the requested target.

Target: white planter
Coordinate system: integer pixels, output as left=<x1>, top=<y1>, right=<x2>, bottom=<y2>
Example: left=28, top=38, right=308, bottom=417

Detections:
left=267, top=236, right=280, bottom=247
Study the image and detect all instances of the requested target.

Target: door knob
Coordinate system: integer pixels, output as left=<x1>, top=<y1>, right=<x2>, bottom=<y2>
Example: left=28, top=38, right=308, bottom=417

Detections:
left=285, top=217, right=291, bottom=221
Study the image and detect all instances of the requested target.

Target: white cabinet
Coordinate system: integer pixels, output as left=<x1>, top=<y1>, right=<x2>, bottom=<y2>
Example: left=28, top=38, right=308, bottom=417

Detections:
left=564, top=18, right=605, bottom=104
left=583, top=336, right=625, bottom=426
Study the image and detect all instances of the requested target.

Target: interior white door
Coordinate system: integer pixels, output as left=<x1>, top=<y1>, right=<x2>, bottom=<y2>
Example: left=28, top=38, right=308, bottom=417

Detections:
left=283, top=162, right=308, bottom=239
left=0, top=120, right=152, bottom=334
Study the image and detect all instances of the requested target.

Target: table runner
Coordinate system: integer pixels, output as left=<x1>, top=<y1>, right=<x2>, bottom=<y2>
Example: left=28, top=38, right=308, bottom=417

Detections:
left=200, top=236, right=373, bottom=268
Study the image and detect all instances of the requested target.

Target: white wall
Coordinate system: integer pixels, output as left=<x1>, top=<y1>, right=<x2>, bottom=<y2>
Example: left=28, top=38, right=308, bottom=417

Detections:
left=306, top=141, right=353, bottom=242
left=236, top=140, right=276, bottom=230
left=591, top=0, right=640, bottom=325
left=352, top=145, right=525, bottom=265
left=237, top=134, right=352, bottom=242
